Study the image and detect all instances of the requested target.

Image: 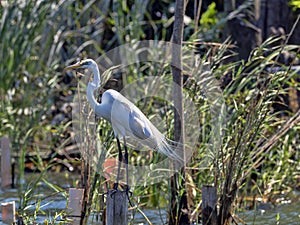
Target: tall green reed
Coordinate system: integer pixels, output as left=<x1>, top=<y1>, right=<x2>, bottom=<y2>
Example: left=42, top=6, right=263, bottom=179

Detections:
left=1, top=0, right=298, bottom=223
left=192, top=36, right=300, bottom=223
left=0, top=0, right=76, bottom=221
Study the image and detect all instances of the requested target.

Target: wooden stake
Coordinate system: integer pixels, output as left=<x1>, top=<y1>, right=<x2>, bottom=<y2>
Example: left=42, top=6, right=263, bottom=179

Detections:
left=1, top=201, right=16, bottom=224
left=106, top=190, right=128, bottom=225
left=1, top=137, right=12, bottom=189
left=67, top=188, right=84, bottom=224
left=202, top=185, right=218, bottom=225
left=170, top=0, right=187, bottom=223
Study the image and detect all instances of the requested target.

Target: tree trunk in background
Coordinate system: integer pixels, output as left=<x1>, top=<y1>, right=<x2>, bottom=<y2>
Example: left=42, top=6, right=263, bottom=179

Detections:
left=259, top=0, right=300, bottom=42
left=170, top=0, right=187, bottom=224
left=224, top=0, right=300, bottom=60
left=224, top=0, right=261, bottom=60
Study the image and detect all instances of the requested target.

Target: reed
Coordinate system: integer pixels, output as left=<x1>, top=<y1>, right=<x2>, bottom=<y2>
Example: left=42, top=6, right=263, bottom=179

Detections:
left=0, top=0, right=299, bottom=224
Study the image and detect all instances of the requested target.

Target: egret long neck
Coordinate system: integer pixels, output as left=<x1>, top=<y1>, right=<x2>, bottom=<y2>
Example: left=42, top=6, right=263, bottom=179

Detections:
left=86, top=82, right=109, bottom=120
left=86, top=63, right=101, bottom=110
left=91, top=64, right=100, bottom=86
left=86, top=83, right=99, bottom=110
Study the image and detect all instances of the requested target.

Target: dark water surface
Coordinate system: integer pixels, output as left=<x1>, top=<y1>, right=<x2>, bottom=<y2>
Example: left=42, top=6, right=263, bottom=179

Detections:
left=0, top=173, right=299, bottom=224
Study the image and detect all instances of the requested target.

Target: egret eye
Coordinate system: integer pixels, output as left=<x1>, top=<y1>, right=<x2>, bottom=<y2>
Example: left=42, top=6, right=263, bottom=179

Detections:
left=80, top=60, right=92, bottom=67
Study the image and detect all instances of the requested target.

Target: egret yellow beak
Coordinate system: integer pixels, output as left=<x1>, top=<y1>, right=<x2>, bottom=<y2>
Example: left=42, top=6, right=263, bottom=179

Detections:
left=63, top=62, right=82, bottom=74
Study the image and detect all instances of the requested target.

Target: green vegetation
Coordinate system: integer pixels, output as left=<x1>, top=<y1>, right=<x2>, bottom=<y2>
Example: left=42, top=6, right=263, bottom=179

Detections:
left=289, top=0, right=300, bottom=10
left=0, top=0, right=299, bottom=224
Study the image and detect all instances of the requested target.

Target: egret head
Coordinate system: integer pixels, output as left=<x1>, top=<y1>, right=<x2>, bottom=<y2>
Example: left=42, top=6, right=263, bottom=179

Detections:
left=63, top=59, right=96, bottom=73
left=78, top=59, right=95, bottom=68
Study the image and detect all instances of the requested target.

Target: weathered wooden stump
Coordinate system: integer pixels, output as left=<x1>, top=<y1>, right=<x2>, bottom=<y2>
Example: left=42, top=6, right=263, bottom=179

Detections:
left=67, top=188, right=84, bottom=225
left=1, top=201, right=16, bottom=224
left=1, top=137, right=12, bottom=189
left=202, top=185, right=218, bottom=225
left=106, top=190, right=128, bottom=225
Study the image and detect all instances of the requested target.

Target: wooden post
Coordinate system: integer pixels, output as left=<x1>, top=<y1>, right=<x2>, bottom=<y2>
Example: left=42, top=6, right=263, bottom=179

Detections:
left=106, top=190, right=128, bottom=225
left=1, top=201, right=16, bottom=224
left=67, top=188, right=84, bottom=224
left=1, top=137, right=12, bottom=188
left=170, top=0, right=187, bottom=223
left=202, top=185, right=218, bottom=225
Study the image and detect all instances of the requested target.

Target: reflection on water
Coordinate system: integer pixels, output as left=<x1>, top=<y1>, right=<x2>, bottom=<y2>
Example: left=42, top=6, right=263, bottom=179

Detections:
left=0, top=173, right=299, bottom=224
left=239, top=201, right=300, bottom=225
left=0, top=172, right=77, bottom=224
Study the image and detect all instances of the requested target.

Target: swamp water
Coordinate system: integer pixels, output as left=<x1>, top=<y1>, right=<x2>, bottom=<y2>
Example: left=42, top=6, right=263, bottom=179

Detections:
left=0, top=173, right=299, bottom=224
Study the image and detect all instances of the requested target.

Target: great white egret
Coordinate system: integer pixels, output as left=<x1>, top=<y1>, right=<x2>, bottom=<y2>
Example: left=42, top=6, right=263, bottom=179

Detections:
left=64, top=59, right=181, bottom=191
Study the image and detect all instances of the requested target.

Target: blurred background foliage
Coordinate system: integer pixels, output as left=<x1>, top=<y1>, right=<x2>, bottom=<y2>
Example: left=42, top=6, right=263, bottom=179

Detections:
left=0, top=0, right=299, bottom=224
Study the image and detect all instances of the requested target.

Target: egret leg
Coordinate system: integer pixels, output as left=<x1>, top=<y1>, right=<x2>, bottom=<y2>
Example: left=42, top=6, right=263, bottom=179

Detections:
left=123, top=137, right=129, bottom=192
left=113, top=137, right=123, bottom=190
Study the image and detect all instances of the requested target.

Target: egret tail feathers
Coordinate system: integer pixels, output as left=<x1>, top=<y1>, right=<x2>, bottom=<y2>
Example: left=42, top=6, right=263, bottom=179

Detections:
left=156, top=138, right=185, bottom=165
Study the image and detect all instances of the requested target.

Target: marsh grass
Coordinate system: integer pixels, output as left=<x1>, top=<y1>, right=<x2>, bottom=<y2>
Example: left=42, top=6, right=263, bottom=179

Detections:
left=0, top=0, right=299, bottom=224
left=0, top=0, right=80, bottom=222
left=187, top=35, right=300, bottom=223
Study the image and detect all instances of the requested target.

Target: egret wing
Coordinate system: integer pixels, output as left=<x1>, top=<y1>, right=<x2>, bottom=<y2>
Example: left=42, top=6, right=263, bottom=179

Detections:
left=129, top=109, right=152, bottom=140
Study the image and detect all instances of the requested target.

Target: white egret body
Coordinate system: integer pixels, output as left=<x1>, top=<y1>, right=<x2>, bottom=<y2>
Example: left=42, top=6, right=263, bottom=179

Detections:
left=64, top=59, right=181, bottom=189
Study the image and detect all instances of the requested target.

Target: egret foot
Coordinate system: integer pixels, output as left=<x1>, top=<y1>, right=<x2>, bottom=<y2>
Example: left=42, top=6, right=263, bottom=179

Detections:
left=109, top=183, right=119, bottom=197
left=113, top=183, right=119, bottom=190
left=125, top=185, right=133, bottom=207
left=109, top=184, right=132, bottom=199
left=125, top=185, right=132, bottom=197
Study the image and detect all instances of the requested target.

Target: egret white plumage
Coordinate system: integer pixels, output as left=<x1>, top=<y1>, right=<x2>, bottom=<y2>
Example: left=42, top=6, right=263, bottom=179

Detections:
left=64, top=59, right=181, bottom=191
